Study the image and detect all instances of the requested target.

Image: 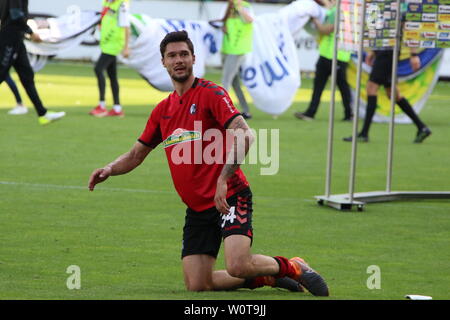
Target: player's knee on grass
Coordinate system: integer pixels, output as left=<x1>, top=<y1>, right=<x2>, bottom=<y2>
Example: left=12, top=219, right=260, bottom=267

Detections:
left=184, top=277, right=214, bottom=292
left=226, top=263, right=249, bottom=279
left=225, top=257, right=254, bottom=279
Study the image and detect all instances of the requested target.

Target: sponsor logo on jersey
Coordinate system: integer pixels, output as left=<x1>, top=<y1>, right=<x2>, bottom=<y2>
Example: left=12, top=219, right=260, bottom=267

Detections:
left=222, top=97, right=235, bottom=114
left=163, top=128, right=201, bottom=148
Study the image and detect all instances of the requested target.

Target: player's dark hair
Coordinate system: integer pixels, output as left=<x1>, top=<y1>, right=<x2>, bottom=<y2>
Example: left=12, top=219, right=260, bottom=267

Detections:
left=160, top=31, right=195, bottom=57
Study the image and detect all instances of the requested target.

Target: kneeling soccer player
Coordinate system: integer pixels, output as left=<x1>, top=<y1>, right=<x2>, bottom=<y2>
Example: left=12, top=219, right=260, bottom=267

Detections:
left=88, top=30, right=329, bottom=296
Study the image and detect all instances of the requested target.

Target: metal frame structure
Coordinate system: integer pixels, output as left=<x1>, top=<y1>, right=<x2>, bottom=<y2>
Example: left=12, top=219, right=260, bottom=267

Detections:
left=316, top=0, right=450, bottom=211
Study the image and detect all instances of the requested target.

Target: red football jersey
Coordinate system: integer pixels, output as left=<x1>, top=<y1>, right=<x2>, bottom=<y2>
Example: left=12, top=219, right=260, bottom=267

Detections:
left=138, top=78, right=250, bottom=212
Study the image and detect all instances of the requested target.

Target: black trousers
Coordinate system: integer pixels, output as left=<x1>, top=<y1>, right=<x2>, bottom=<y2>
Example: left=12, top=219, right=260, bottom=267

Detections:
left=304, top=56, right=353, bottom=119
left=94, top=53, right=120, bottom=105
left=0, top=29, right=47, bottom=116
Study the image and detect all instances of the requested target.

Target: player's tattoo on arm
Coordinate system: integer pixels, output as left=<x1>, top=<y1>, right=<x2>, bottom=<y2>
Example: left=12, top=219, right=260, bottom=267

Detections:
left=219, top=115, right=255, bottom=180
left=229, top=115, right=249, bottom=130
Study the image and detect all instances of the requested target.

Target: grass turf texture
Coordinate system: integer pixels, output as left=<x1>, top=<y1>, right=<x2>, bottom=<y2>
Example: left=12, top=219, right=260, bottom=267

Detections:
left=0, top=61, right=449, bottom=300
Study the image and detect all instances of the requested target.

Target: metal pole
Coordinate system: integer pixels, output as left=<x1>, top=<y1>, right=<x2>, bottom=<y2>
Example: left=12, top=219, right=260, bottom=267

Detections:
left=386, top=0, right=402, bottom=193
left=348, top=0, right=367, bottom=203
left=325, top=0, right=342, bottom=198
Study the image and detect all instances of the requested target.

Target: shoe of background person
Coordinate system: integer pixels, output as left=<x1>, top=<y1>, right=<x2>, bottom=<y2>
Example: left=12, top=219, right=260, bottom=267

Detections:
left=289, top=257, right=329, bottom=296
left=274, top=277, right=304, bottom=292
left=242, top=112, right=252, bottom=120
left=89, top=105, right=108, bottom=117
left=101, top=109, right=125, bottom=118
left=38, top=111, right=66, bottom=125
left=8, top=105, right=28, bottom=115
left=343, top=134, right=369, bottom=143
left=414, top=127, right=432, bottom=143
left=294, top=112, right=313, bottom=121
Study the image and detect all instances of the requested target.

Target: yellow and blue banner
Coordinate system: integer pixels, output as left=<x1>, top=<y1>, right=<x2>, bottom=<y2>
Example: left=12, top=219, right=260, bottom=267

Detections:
left=347, top=48, right=442, bottom=123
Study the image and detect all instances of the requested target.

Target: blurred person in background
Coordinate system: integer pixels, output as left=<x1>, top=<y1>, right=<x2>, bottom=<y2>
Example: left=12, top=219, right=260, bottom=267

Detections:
left=343, top=48, right=432, bottom=143
left=294, top=0, right=353, bottom=122
left=220, top=0, right=254, bottom=119
left=0, top=0, right=65, bottom=125
left=89, top=0, right=131, bottom=118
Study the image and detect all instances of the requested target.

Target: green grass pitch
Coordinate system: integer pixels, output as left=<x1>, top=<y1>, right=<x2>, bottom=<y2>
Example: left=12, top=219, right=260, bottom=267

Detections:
left=0, top=61, right=449, bottom=300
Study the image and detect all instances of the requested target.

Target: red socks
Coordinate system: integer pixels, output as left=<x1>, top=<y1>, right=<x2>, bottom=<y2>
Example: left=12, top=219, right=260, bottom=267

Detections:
left=242, top=256, right=297, bottom=289
left=273, top=256, right=297, bottom=279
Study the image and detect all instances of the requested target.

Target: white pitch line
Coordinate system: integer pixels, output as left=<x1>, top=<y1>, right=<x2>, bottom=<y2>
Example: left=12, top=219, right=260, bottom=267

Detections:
left=3, top=180, right=444, bottom=209
left=0, top=180, right=313, bottom=203
left=0, top=180, right=172, bottom=195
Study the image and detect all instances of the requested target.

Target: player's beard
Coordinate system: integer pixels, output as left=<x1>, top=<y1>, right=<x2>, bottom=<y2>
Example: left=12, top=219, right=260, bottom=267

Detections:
left=170, top=65, right=193, bottom=83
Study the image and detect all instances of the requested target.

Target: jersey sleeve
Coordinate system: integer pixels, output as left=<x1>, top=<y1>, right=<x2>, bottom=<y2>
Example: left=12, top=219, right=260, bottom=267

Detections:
left=138, top=103, right=163, bottom=149
left=207, top=88, right=241, bottom=129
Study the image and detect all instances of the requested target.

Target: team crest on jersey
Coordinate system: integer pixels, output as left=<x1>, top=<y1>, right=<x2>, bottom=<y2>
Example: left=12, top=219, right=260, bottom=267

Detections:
left=189, top=104, right=197, bottom=114
left=163, top=128, right=201, bottom=148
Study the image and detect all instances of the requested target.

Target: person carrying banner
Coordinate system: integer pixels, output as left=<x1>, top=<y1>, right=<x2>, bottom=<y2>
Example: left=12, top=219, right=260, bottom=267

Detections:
left=0, top=0, right=65, bottom=125
left=343, top=49, right=432, bottom=143
left=89, top=0, right=130, bottom=118
left=88, top=31, right=329, bottom=296
left=295, top=0, right=353, bottom=122
left=220, top=0, right=254, bottom=119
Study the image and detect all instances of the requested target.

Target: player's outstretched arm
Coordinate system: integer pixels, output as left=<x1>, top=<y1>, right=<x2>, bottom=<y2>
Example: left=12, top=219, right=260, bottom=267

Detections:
left=88, top=142, right=153, bottom=191
left=215, top=115, right=255, bottom=214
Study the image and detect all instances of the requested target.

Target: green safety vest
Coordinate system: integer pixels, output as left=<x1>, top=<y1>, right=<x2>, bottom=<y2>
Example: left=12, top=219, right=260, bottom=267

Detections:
left=319, top=7, right=351, bottom=62
left=100, top=0, right=128, bottom=56
left=221, top=1, right=253, bottom=55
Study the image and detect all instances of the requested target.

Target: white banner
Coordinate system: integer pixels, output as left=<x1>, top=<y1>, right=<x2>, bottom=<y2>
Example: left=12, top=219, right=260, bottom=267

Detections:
left=26, top=10, right=100, bottom=56
left=241, top=13, right=300, bottom=116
